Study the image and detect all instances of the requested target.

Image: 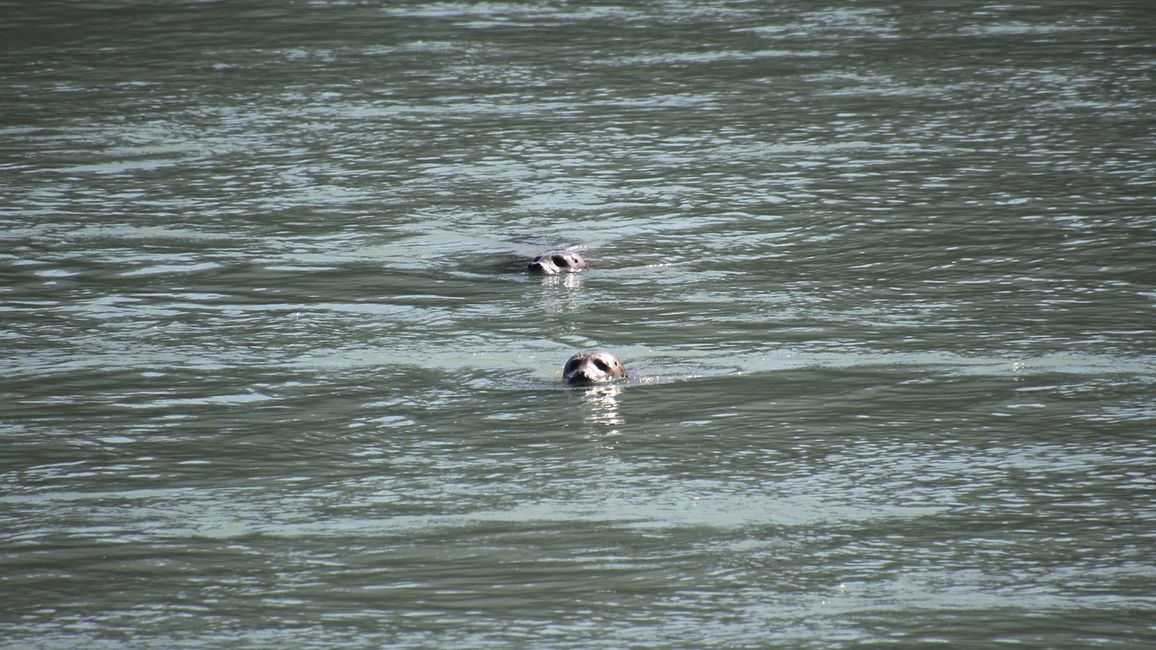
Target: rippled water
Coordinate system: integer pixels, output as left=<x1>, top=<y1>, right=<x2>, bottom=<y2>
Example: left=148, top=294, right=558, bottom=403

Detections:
left=3, top=1, right=1155, bottom=648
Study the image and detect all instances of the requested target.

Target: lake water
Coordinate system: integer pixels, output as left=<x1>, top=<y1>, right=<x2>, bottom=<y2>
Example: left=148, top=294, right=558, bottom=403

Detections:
left=2, top=1, right=1154, bottom=648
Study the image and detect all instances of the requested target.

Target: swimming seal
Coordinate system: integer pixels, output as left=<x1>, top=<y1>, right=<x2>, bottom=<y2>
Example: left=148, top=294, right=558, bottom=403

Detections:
left=563, top=350, right=628, bottom=385
left=527, top=250, right=588, bottom=275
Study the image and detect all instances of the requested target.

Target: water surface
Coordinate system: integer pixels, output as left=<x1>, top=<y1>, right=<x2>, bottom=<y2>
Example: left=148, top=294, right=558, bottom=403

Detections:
left=2, top=1, right=1154, bottom=648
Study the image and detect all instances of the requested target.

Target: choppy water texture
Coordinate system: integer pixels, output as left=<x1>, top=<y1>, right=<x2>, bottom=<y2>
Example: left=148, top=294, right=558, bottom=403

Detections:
left=2, top=1, right=1155, bottom=648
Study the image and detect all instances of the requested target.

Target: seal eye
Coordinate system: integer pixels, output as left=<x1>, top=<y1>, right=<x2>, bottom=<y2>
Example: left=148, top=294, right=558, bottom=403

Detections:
left=593, top=358, right=610, bottom=372
left=552, top=255, right=569, bottom=267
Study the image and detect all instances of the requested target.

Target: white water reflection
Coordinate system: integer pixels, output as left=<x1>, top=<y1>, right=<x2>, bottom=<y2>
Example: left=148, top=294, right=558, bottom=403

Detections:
left=582, top=383, right=625, bottom=442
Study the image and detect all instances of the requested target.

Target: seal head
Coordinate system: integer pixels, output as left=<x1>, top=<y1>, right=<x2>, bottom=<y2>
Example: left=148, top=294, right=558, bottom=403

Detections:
left=527, top=250, right=588, bottom=275
left=563, top=350, right=628, bottom=385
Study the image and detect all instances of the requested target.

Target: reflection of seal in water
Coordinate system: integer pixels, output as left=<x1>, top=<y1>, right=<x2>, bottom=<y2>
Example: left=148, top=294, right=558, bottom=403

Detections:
left=563, top=350, right=628, bottom=385
left=527, top=250, right=588, bottom=275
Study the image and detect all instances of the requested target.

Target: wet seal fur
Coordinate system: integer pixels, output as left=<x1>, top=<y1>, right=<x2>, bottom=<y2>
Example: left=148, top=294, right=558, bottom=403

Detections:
left=527, top=250, right=588, bottom=275
left=563, top=350, right=628, bottom=385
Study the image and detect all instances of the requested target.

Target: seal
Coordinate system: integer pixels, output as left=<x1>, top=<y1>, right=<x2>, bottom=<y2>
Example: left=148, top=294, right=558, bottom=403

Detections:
left=527, top=250, right=588, bottom=275
left=563, top=350, right=628, bottom=385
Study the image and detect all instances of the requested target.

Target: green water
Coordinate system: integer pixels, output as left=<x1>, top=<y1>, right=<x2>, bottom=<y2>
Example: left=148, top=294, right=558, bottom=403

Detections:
left=2, top=1, right=1154, bottom=648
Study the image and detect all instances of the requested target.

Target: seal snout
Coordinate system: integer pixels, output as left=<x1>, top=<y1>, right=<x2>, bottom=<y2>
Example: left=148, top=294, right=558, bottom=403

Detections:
left=527, top=250, right=588, bottom=275
left=563, top=350, right=628, bottom=385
